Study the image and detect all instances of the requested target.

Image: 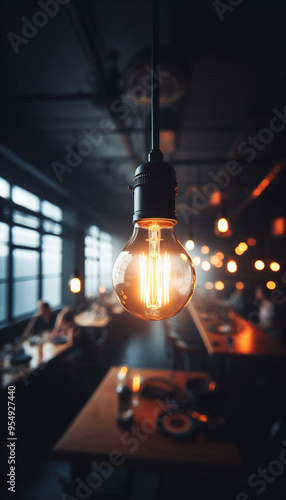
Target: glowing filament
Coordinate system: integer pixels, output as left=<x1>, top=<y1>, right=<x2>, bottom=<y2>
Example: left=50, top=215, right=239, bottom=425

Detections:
left=140, top=224, right=170, bottom=309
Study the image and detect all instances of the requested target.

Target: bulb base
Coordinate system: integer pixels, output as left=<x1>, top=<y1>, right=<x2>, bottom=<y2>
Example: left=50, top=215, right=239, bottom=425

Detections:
left=132, top=160, right=177, bottom=223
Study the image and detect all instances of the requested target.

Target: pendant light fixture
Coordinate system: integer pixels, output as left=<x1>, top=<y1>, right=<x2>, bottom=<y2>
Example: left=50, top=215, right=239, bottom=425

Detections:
left=112, top=0, right=196, bottom=321
left=214, top=207, right=232, bottom=238
left=69, top=270, right=81, bottom=294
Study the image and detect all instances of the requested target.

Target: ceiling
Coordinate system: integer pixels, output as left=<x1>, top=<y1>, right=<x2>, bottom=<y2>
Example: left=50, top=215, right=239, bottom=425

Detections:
left=1, top=0, right=286, bottom=255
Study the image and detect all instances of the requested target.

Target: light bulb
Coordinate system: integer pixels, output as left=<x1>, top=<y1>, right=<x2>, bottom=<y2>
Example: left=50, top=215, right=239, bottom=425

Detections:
left=214, top=214, right=231, bottom=238
left=112, top=219, right=195, bottom=321
left=69, top=277, right=81, bottom=293
left=186, top=239, right=194, bottom=251
left=218, top=217, right=228, bottom=233
left=227, top=259, right=237, bottom=273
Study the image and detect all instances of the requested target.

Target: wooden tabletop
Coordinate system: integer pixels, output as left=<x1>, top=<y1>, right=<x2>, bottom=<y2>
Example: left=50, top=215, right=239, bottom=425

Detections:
left=74, top=310, right=110, bottom=328
left=54, top=367, right=243, bottom=480
left=1, top=335, right=73, bottom=389
left=188, top=302, right=286, bottom=357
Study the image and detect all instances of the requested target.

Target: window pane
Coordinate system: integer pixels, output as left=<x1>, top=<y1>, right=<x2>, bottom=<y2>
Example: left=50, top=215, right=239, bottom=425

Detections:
left=42, top=251, right=62, bottom=276
left=42, top=235, right=62, bottom=253
left=0, top=283, right=8, bottom=322
left=0, top=222, right=9, bottom=243
left=42, top=277, right=61, bottom=307
left=85, top=277, right=99, bottom=298
left=13, top=249, right=39, bottom=278
left=12, top=186, right=40, bottom=212
left=0, top=245, right=9, bottom=280
left=13, top=211, right=40, bottom=229
left=13, top=279, right=38, bottom=317
left=12, top=227, right=40, bottom=248
left=85, top=259, right=98, bottom=276
left=43, top=220, right=62, bottom=235
left=0, top=177, right=10, bottom=199
left=41, top=200, right=62, bottom=222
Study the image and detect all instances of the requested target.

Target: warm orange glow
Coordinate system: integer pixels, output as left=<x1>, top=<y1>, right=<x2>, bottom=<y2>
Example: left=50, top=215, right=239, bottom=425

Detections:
left=216, top=252, right=224, bottom=260
left=208, top=381, right=216, bottom=391
left=227, top=259, right=237, bottom=273
left=215, top=281, right=224, bottom=291
left=217, top=217, right=229, bottom=233
left=132, top=374, right=141, bottom=393
left=186, top=239, right=194, bottom=251
left=201, top=245, right=210, bottom=254
left=252, top=188, right=262, bottom=198
left=140, top=224, right=170, bottom=308
left=210, top=255, right=219, bottom=266
left=159, top=130, right=176, bottom=154
left=205, top=282, right=213, bottom=290
left=272, top=217, right=285, bottom=236
left=266, top=173, right=275, bottom=182
left=99, top=285, right=106, bottom=294
left=210, top=190, right=221, bottom=206
left=235, top=247, right=244, bottom=256
left=113, top=220, right=196, bottom=320
left=180, top=253, right=188, bottom=262
left=270, top=262, right=280, bottom=272
left=199, top=414, right=208, bottom=422
left=247, top=237, right=257, bottom=246
left=202, top=261, right=211, bottom=271
left=193, top=256, right=201, bottom=266
left=254, top=260, right=265, bottom=271
left=251, top=164, right=283, bottom=200
left=70, top=277, right=81, bottom=293
left=236, top=281, right=244, bottom=290
left=273, top=164, right=282, bottom=174
left=215, top=261, right=223, bottom=268
left=261, top=179, right=270, bottom=188
left=266, top=281, right=276, bottom=290
left=118, top=366, right=128, bottom=380
left=238, top=242, right=248, bottom=252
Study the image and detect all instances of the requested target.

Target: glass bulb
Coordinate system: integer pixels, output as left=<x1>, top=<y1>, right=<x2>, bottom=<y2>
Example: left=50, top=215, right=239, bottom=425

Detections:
left=217, top=217, right=229, bottom=233
left=70, top=277, right=81, bottom=293
left=112, top=219, right=196, bottom=320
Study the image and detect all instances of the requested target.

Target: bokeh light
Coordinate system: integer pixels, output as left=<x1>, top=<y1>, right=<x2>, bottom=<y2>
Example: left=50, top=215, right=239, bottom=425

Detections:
left=266, top=281, right=276, bottom=290
left=215, top=281, right=225, bottom=291
left=270, top=262, right=280, bottom=272
left=205, top=282, right=214, bottom=290
left=227, top=259, right=237, bottom=273
left=201, top=245, right=210, bottom=254
left=186, top=239, right=194, bottom=251
left=236, top=282, right=244, bottom=290
left=238, top=242, right=248, bottom=252
left=254, top=260, right=265, bottom=271
left=202, top=261, right=211, bottom=271
left=247, top=237, right=257, bottom=246
left=193, top=256, right=201, bottom=266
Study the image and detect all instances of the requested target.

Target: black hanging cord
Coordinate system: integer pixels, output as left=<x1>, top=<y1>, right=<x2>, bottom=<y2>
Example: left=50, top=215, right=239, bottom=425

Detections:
left=148, top=0, right=163, bottom=162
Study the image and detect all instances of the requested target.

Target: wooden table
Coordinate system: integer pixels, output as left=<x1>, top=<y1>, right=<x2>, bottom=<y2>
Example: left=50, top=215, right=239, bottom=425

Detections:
left=54, top=367, right=244, bottom=480
left=1, top=335, right=73, bottom=389
left=188, top=302, right=286, bottom=357
left=74, top=310, right=110, bottom=328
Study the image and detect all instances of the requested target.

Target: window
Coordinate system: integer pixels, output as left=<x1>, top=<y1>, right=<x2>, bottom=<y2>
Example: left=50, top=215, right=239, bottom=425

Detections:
left=84, top=226, right=113, bottom=298
left=0, top=177, right=63, bottom=324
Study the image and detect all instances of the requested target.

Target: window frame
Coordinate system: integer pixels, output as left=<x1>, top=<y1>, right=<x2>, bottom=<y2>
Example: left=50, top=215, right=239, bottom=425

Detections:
left=0, top=180, right=63, bottom=325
